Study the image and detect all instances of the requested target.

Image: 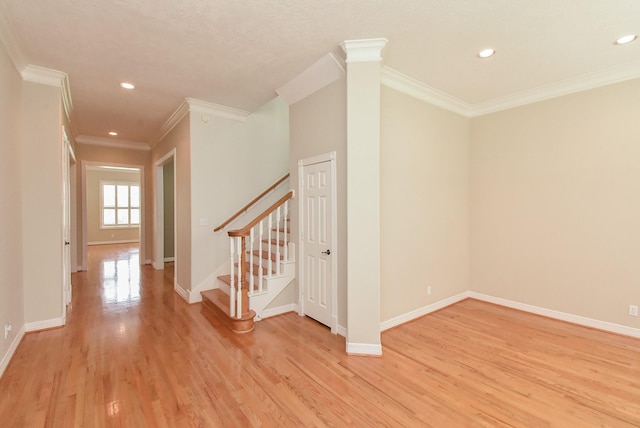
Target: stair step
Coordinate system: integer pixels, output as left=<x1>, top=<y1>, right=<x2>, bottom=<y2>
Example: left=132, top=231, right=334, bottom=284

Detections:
left=201, top=289, right=255, bottom=333
left=250, top=250, right=284, bottom=261
left=261, top=238, right=287, bottom=247
left=218, top=274, right=263, bottom=292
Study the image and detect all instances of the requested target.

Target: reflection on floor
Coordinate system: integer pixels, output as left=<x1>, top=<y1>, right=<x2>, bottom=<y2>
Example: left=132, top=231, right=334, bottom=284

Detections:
left=100, top=246, right=140, bottom=303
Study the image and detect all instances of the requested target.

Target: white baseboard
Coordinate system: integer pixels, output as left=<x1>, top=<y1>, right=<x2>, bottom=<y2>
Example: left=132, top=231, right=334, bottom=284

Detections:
left=336, top=324, right=347, bottom=337
left=174, top=282, right=189, bottom=303
left=380, top=292, right=469, bottom=331
left=258, top=303, right=298, bottom=320
left=468, top=292, right=640, bottom=339
left=346, top=342, right=382, bottom=356
left=0, top=325, right=25, bottom=379
left=25, top=317, right=65, bottom=332
left=144, top=259, right=152, bottom=265
left=164, top=257, right=175, bottom=262
left=88, top=239, right=140, bottom=246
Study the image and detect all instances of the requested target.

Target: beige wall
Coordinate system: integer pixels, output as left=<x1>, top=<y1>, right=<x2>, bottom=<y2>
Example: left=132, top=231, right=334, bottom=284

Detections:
left=151, top=115, right=191, bottom=290
left=86, top=168, right=140, bottom=244
left=289, top=77, right=348, bottom=326
left=380, top=86, right=470, bottom=322
left=21, top=81, right=64, bottom=324
left=76, top=144, right=152, bottom=266
left=0, top=34, right=24, bottom=366
left=470, top=78, right=640, bottom=328
left=189, top=97, right=290, bottom=293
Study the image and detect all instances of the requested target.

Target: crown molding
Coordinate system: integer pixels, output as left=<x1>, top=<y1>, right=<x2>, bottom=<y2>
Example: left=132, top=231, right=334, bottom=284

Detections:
left=152, top=99, right=189, bottom=147
left=21, top=65, right=74, bottom=121
left=186, top=98, right=249, bottom=122
left=383, top=60, right=640, bottom=119
left=276, top=53, right=345, bottom=106
left=341, top=38, right=388, bottom=63
left=76, top=135, right=150, bottom=152
left=0, top=7, right=26, bottom=72
left=152, top=97, right=249, bottom=147
left=470, top=59, right=640, bottom=117
left=381, top=66, right=473, bottom=117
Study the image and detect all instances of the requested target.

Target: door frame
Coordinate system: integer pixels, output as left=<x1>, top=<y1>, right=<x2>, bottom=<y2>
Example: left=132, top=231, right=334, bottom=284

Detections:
left=153, top=149, right=177, bottom=281
left=61, top=127, right=74, bottom=322
left=80, top=161, right=145, bottom=270
left=297, top=151, right=338, bottom=334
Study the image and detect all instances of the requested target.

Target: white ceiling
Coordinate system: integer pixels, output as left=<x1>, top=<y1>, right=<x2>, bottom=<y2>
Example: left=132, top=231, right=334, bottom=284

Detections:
left=1, top=0, right=639, bottom=145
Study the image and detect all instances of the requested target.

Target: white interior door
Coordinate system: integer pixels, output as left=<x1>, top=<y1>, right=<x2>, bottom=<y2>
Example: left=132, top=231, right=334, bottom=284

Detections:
left=299, top=154, right=337, bottom=330
left=62, top=131, right=72, bottom=314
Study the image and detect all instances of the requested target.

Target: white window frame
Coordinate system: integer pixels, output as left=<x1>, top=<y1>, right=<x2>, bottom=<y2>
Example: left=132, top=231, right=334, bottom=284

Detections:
left=100, top=180, right=141, bottom=229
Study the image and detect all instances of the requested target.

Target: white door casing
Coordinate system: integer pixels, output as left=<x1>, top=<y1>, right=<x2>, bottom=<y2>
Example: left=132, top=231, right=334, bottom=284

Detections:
left=298, top=151, right=338, bottom=333
left=62, top=128, right=72, bottom=319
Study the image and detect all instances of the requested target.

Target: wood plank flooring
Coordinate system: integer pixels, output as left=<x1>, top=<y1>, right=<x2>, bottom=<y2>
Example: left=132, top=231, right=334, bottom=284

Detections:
left=1, top=243, right=640, bottom=427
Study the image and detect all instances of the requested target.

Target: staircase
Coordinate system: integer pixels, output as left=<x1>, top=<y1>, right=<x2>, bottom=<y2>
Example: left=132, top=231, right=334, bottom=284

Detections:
left=201, top=188, right=295, bottom=333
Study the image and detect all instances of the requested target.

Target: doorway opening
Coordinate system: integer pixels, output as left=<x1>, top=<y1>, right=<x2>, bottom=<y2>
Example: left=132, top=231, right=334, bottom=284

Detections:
left=80, top=161, right=145, bottom=271
left=154, top=150, right=177, bottom=285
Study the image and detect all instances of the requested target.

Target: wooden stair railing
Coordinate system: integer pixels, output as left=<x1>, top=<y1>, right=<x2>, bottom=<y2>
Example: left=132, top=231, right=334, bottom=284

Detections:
left=214, top=173, right=289, bottom=232
left=202, top=190, right=294, bottom=333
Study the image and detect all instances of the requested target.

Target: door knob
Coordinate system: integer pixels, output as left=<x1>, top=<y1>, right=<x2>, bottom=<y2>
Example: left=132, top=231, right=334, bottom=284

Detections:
left=321, top=249, right=331, bottom=255
left=64, top=241, right=70, bottom=246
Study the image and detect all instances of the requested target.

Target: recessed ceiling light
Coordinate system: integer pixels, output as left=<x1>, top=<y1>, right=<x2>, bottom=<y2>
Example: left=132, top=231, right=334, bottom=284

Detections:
left=108, top=131, right=118, bottom=136
left=120, top=82, right=135, bottom=89
left=478, top=48, right=496, bottom=58
left=614, top=34, right=638, bottom=45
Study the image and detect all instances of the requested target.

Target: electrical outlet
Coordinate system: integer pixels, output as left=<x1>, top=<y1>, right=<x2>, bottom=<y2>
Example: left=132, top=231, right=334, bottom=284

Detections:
left=427, top=286, right=432, bottom=296
left=4, top=323, right=11, bottom=340
left=629, top=305, right=639, bottom=317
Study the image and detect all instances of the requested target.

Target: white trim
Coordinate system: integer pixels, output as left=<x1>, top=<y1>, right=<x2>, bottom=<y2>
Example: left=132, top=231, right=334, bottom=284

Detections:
left=186, top=98, right=249, bottom=122
left=341, top=38, right=388, bottom=63
left=20, top=65, right=73, bottom=121
left=470, top=59, right=640, bottom=117
left=380, top=292, right=469, bottom=331
left=346, top=342, right=382, bottom=356
left=276, top=53, right=345, bottom=106
left=468, top=292, right=640, bottom=339
left=382, top=59, right=640, bottom=118
left=76, top=135, right=150, bottom=152
left=164, top=257, right=175, bottom=262
left=0, top=325, right=25, bottom=378
left=152, top=100, right=190, bottom=147
left=88, top=239, right=140, bottom=246
left=259, top=303, right=299, bottom=320
left=25, top=317, right=64, bottom=332
left=381, top=67, right=473, bottom=117
left=174, top=282, right=189, bottom=303
left=336, top=324, right=347, bottom=337
left=298, top=151, right=339, bottom=334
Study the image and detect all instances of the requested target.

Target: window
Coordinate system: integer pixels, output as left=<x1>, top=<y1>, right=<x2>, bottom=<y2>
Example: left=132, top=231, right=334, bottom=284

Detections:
left=101, top=181, right=140, bottom=228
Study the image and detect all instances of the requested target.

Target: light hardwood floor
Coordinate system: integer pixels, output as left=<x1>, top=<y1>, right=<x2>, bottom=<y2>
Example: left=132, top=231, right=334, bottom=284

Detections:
left=1, top=243, right=640, bottom=427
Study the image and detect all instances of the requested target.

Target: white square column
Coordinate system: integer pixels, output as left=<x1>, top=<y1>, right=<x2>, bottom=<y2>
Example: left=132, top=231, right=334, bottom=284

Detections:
left=341, top=38, right=387, bottom=355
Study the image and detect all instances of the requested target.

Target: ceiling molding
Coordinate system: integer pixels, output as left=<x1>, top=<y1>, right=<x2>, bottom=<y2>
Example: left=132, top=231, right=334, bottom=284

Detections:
left=381, top=67, right=473, bottom=117
left=0, top=7, right=26, bottom=73
left=469, top=59, right=640, bottom=117
left=186, top=98, right=249, bottom=122
left=383, top=59, right=640, bottom=119
left=341, top=38, right=388, bottom=63
left=21, top=65, right=74, bottom=121
left=276, top=53, right=345, bottom=106
left=152, top=99, right=189, bottom=147
left=152, top=97, right=250, bottom=147
left=76, top=135, right=150, bottom=152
